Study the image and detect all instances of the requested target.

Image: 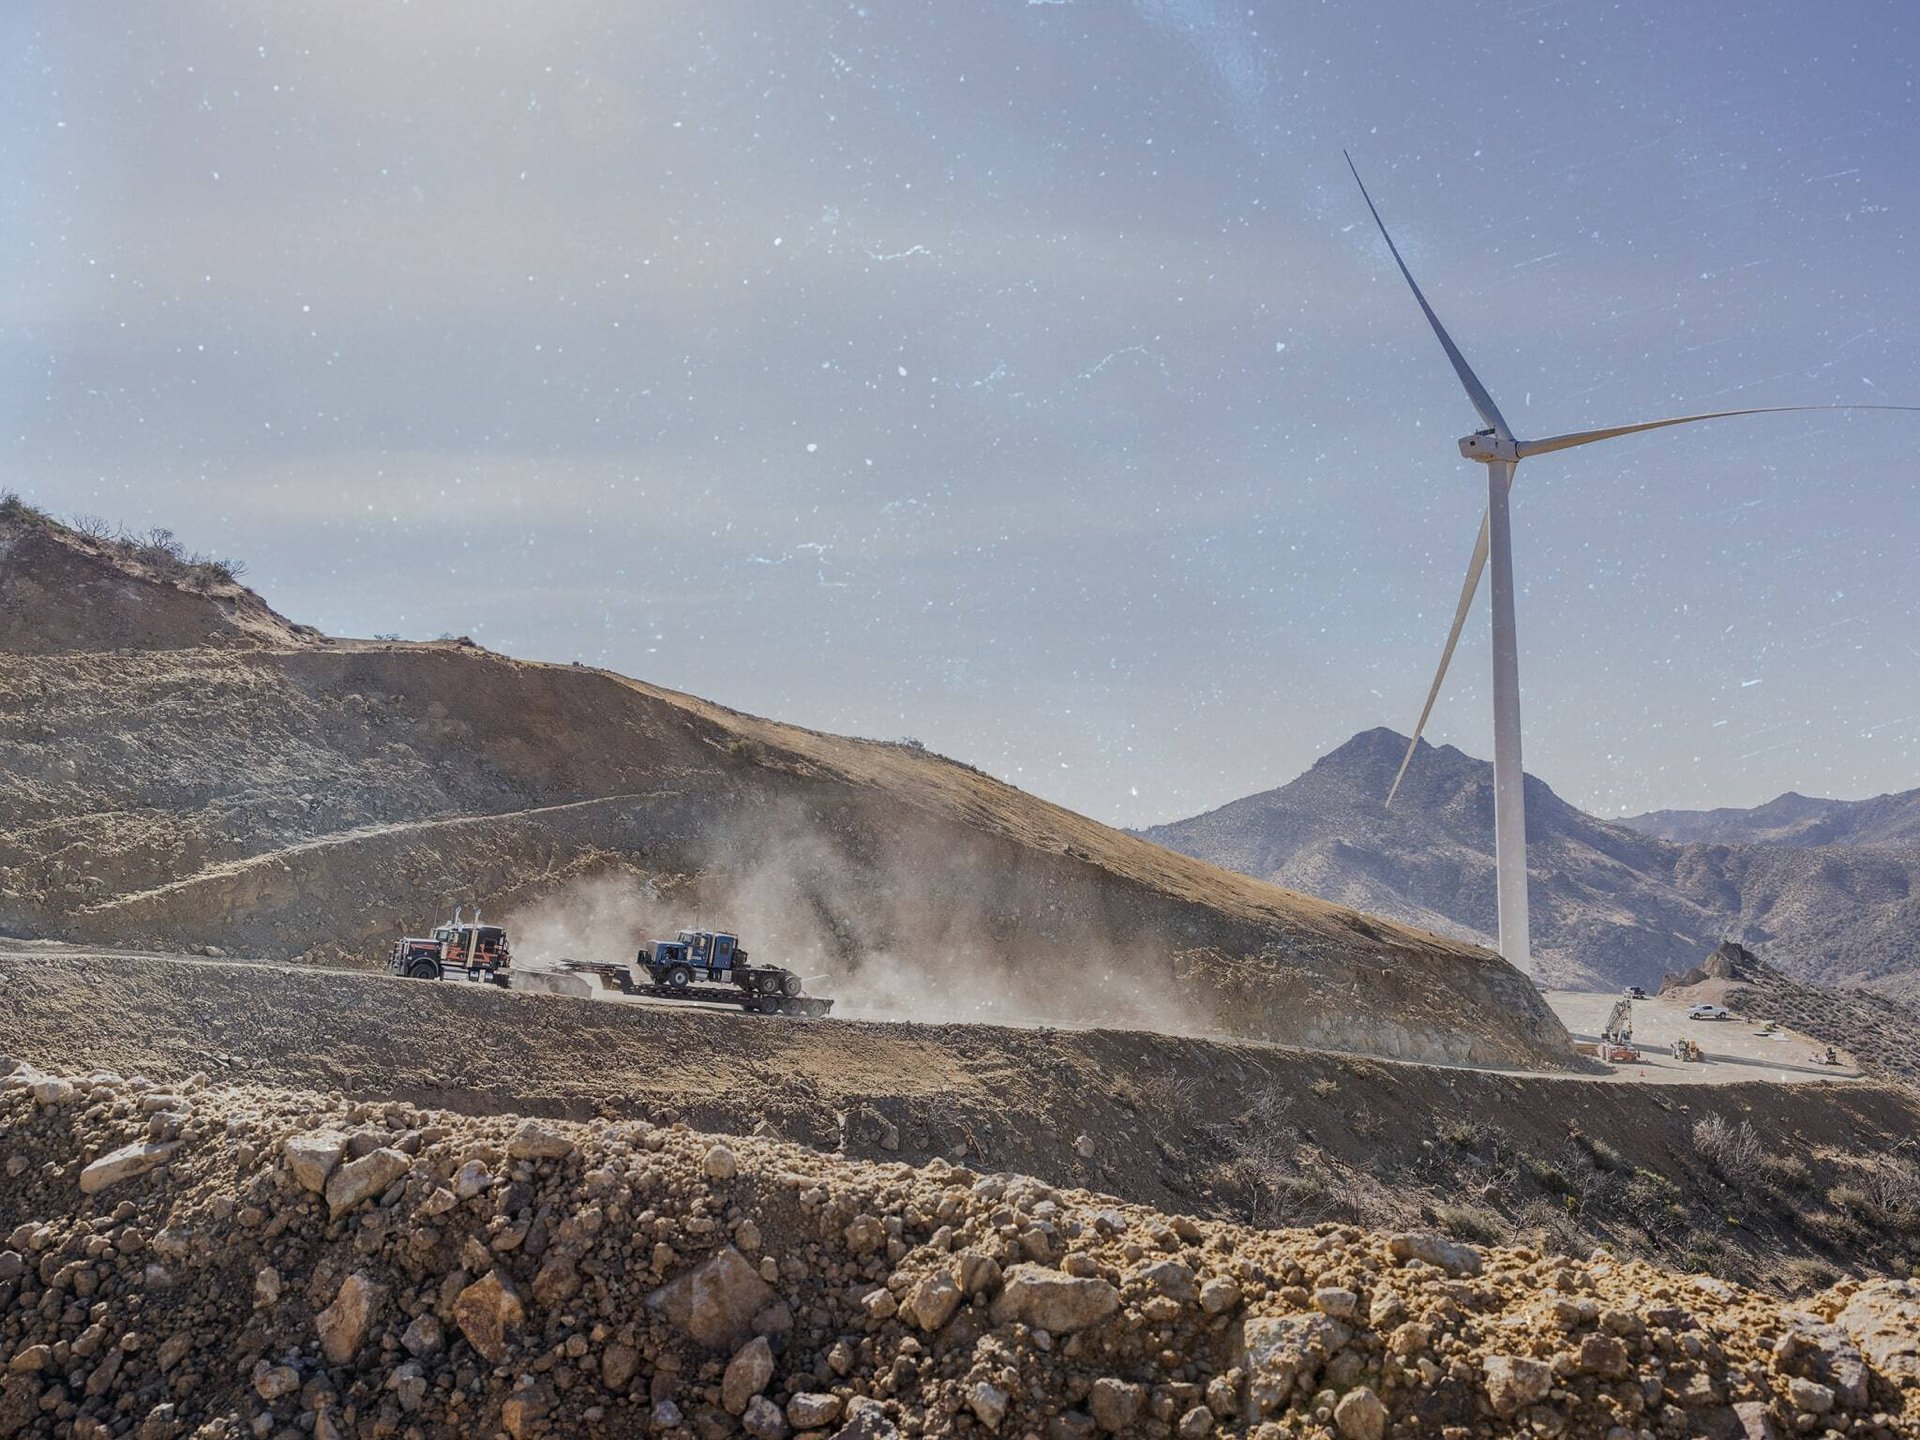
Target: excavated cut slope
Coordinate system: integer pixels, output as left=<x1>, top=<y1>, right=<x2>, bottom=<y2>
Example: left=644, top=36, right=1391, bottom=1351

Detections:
left=0, top=510, right=1568, bottom=1068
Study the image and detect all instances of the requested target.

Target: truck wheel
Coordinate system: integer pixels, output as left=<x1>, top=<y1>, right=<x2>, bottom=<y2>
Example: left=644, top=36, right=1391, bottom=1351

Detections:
left=666, top=964, right=693, bottom=990
left=755, top=995, right=783, bottom=1015
left=407, top=958, right=442, bottom=981
left=781, top=974, right=804, bottom=997
left=754, top=972, right=781, bottom=995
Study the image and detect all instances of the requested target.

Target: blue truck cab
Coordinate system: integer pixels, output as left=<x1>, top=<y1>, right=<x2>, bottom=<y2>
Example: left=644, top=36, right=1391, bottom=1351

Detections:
left=647, top=929, right=742, bottom=987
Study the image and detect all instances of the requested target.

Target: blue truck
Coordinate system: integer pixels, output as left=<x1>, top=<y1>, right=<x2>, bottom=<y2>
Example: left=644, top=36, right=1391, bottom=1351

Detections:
left=561, top=928, right=833, bottom=1018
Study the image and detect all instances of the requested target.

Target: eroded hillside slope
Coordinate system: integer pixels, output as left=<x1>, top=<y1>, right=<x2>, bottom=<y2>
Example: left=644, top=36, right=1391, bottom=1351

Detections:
left=0, top=509, right=1564, bottom=1066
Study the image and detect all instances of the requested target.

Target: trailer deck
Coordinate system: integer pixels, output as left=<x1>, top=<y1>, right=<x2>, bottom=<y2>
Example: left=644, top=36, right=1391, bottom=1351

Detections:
left=560, top=959, right=833, bottom=1018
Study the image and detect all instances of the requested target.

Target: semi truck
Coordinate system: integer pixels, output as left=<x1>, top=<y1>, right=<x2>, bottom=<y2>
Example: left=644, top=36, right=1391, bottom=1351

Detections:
left=560, top=928, right=833, bottom=1018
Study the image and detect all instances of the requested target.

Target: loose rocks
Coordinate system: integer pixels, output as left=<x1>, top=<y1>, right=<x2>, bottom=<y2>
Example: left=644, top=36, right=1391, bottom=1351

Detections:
left=1, top=1066, right=1916, bottom=1440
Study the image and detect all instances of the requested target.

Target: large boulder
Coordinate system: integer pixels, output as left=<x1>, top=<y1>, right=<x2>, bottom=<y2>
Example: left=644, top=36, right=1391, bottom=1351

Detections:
left=648, top=1247, right=778, bottom=1350
left=990, top=1265, right=1119, bottom=1333
left=284, top=1131, right=348, bottom=1193
left=1483, top=1354, right=1553, bottom=1417
left=325, top=1148, right=411, bottom=1217
left=1240, top=1313, right=1349, bottom=1415
left=452, top=1270, right=525, bottom=1364
left=506, top=1120, right=574, bottom=1161
left=79, top=1141, right=180, bottom=1195
left=1836, top=1280, right=1920, bottom=1386
left=316, top=1273, right=383, bottom=1365
left=1089, top=1378, right=1144, bottom=1433
left=1333, top=1386, right=1387, bottom=1440
left=904, top=1270, right=963, bottom=1332
left=1387, top=1231, right=1483, bottom=1277
left=722, top=1336, right=775, bottom=1415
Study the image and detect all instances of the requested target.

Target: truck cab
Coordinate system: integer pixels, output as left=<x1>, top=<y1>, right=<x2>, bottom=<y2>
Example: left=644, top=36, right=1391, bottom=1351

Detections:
left=648, top=929, right=743, bottom=987
left=389, top=914, right=511, bottom=986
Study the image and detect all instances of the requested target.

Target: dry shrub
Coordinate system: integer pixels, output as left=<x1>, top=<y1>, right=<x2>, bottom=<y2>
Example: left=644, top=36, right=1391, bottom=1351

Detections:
left=1692, top=1115, right=1764, bottom=1185
left=1781, top=1256, right=1841, bottom=1294
left=1837, top=1148, right=1920, bottom=1232
left=1217, top=1091, right=1299, bottom=1226
left=1433, top=1203, right=1504, bottom=1246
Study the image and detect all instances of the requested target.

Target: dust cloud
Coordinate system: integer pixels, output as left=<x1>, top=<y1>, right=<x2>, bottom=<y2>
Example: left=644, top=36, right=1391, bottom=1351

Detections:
left=502, top=800, right=1219, bottom=1037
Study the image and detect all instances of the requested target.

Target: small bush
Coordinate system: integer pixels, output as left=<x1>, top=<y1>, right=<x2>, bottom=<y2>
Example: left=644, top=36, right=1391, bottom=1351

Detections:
left=1781, top=1257, right=1839, bottom=1293
left=1757, top=1152, right=1812, bottom=1192
left=1692, top=1115, right=1764, bottom=1185
left=1571, top=1130, right=1628, bottom=1173
left=1433, top=1203, right=1504, bottom=1246
left=0, top=490, right=51, bottom=526
left=1859, top=1153, right=1920, bottom=1231
left=1348, top=1106, right=1385, bottom=1141
left=1528, top=1158, right=1577, bottom=1197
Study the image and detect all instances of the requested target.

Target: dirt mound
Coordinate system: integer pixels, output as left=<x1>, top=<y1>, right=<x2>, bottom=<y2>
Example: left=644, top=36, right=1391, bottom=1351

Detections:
left=5, top=1063, right=1920, bottom=1440
left=0, top=510, right=1569, bottom=1068
left=1661, top=942, right=1759, bottom=994
left=8, top=950, right=1920, bottom=1293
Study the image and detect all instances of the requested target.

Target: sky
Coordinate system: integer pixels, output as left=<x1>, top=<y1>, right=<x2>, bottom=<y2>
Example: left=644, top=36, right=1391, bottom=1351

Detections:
left=5, top=1, right=1918, bottom=828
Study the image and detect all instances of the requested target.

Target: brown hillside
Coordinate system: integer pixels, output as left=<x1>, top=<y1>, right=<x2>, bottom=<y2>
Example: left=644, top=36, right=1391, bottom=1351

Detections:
left=0, top=500, right=304, bottom=654
left=0, top=508, right=1568, bottom=1067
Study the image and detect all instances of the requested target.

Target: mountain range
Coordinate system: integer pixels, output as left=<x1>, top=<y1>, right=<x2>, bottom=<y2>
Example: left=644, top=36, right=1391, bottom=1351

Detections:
left=1140, top=728, right=1920, bottom=996
left=1621, top=787, right=1920, bottom=849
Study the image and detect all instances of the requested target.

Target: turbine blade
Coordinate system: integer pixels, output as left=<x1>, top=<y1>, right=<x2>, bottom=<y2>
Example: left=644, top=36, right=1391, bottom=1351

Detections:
left=1515, top=404, right=1920, bottom=459
left=1385, top=487, right=1509, bottom=808
left=1345, top=150, right=1511, bottom=441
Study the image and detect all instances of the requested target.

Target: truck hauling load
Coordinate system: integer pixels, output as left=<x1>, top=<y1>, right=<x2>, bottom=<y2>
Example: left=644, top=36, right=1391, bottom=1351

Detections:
left=387, top=907, right=512, bottom=987
left=562, top=928, right=833, bottom=1018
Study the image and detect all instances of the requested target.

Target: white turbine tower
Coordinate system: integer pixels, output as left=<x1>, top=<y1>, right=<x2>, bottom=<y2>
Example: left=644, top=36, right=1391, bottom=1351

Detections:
left=1345, top=153, right=1918, bottom=973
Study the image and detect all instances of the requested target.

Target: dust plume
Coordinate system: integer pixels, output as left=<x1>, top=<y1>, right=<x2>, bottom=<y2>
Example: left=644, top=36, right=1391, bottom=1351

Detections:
left=502, top=797, right=1221, bottom=1037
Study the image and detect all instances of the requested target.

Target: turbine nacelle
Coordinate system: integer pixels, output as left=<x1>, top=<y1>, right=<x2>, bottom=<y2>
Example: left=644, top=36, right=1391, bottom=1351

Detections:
left=1458, top=430, right=1518, bottom=464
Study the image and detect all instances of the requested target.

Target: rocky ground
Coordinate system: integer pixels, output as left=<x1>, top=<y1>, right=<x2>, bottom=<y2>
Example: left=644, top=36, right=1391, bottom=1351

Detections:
left=8, top=949, right=1920, bottom=1294
left=4, top=1058, right=1919, bottom=1440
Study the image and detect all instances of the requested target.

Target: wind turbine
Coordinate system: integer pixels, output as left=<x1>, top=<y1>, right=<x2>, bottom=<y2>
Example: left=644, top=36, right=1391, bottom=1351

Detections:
left=1344, top=152, right=1918, bottom=973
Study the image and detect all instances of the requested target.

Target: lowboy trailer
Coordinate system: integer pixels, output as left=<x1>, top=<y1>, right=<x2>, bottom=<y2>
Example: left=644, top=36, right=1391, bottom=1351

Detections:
left=561, top=927, right=833, bottom=1018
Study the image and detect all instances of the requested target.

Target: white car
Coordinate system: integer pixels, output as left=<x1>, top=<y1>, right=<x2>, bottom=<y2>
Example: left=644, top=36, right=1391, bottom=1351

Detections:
left=1687, top=1003, right=1730, bottom=1021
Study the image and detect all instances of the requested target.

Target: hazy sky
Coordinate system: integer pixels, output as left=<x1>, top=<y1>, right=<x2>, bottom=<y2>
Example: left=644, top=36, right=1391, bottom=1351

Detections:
left=7, top=2, right=1918, bottom=827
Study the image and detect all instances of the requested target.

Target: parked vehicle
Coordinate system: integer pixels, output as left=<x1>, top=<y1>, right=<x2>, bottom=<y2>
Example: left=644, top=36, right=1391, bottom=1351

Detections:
left=1686, top=1003, right=1730, bottom=1021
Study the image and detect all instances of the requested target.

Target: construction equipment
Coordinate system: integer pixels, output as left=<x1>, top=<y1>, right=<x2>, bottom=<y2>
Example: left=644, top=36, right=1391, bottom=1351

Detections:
left=562, top=928, right=832, bottom=1018
left=1597, top=996, right=1639, bottom=1063
left=388, top=906, right=512, bottom=988
left=1671, top=1037, right=1704, bottom=1063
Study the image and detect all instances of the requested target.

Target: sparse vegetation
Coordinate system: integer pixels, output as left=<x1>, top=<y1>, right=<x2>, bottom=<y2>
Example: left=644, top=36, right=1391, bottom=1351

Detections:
left=0, top=496, right=248, bottom=591
left=1569, top=1128, right=1629, bottom=1173
left=1433, top=1203, right=1504, bottom=1245
left=0, top=489, right=51, bottom=526
left=1692, top=1113, right=1765, bottom=1185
